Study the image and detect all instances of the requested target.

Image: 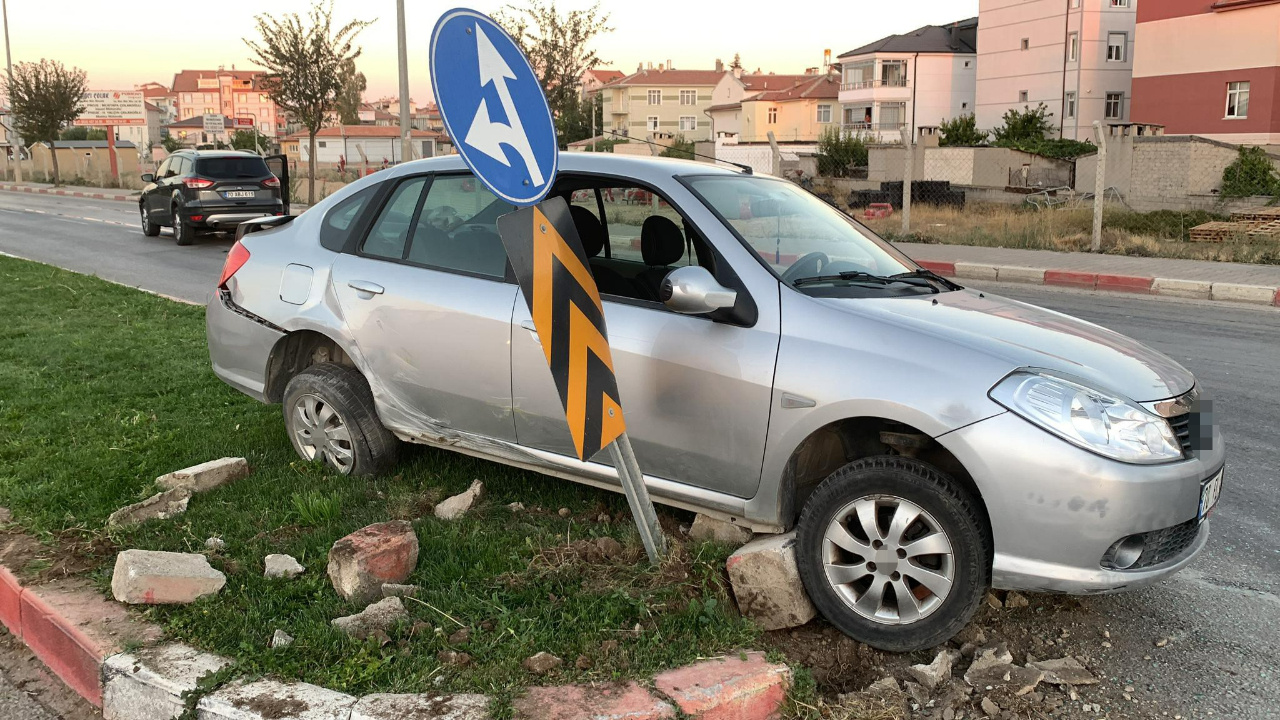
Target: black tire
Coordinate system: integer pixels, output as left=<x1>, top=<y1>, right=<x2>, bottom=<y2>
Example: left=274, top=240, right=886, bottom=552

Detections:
left=281, top=363, right=399, bottom=477
left=796, top=456, right=990, bottom=652
left=173, top=207, right=193, bottom=246
left=140, top=204, right=161, bottom=236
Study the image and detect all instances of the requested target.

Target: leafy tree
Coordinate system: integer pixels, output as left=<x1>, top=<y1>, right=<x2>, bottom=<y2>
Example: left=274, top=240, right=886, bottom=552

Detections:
left=552, top=92, right=602, bottom=147
left=229, top=129, right=270, bottom=154
left=495, top=1, right=611, bottom=134
left=1221, top=145, right=1280, bottom=198
left=246, top=1, right=371, bottom=203
left=659, top=135, right=694, bottom=160
left=992, top=103, right=1054, bottom=144
left=2, top=59, right=88, bottom=184
left=161, top=133, right=185, bottom=154
left=335, top=57, right=366, bottom=125
left=816, top=127, right=868, bottom=177
left=938, top=113, right=987, bottom=147
left=59, top=126, right=106, bottom=141
left=729, top=53, right=743, bottom=72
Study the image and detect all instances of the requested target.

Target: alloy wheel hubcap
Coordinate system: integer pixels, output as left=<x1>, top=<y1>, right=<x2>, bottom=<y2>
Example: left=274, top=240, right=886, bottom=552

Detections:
left=141, top=207, right=148, bottom=228
left=291, top=393, right=354, bottom=473
left=822, top=495, right=955, bottom=625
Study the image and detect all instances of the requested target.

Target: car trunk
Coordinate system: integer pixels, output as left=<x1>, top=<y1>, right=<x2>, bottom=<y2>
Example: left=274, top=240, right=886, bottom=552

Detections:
left=195, top=156, right=279, bottom=205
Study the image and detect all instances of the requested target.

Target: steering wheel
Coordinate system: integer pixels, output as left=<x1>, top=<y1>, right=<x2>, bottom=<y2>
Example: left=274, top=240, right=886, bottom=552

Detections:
left=781, top=252, right=830, bottom=283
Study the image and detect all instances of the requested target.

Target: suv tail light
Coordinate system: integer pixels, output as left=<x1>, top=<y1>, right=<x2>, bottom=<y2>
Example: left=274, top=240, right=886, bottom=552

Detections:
left=262, top=175, right=280, bottom=188
left=218, top=241, right=251, bottom=288
left=183, top=177, right=215, bottom=189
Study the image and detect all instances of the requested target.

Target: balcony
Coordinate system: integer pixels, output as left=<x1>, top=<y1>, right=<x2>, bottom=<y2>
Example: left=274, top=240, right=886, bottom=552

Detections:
left=839, top=78, right=909, bottom=92
left=841, top=122, right=908, bottom=143
left=838, top=78, right=912, bottom=106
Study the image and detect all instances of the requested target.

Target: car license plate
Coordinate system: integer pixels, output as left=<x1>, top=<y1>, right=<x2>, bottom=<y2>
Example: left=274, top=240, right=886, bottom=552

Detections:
left=224, top=191, right=255, bottom=199
left=1198, top=470, right=1223, bottom=521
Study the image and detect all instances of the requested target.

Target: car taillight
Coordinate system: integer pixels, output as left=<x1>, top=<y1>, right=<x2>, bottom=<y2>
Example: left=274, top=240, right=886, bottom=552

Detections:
left=218, top=241, right=251, bottom=288
left=184, top=177, right=215, bottom=189
left=262, top=175, right=280, bottom=188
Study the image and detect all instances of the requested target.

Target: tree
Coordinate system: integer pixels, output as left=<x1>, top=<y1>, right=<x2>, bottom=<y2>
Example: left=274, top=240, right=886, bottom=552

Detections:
left=335, top=57, right=366, bottom=125
left=659, top=135, right=694, bottom=160
left=1221, top=145, right=1280, bottom=198
left=59, top=126, right=106, bottom=141
left=992, top=103, right=1054, bottom=144
left=161, top=133, right=185, bottom=154
left=729, top=53, right=743, bottom=72
left=816, top=127, right=869, bottom=178
left=229, top=129, right=270, bottom=154
left=495, top=1, right=611, bottom=143
left=246, top=1, right=371, bottom=203
left=938, top=113, right=988, bottom=147
left=2, top=59, right=88, bottom=184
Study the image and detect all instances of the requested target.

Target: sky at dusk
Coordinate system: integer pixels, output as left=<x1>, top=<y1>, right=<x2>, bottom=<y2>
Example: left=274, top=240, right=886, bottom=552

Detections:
left=3, top=0, right=978, bottom=102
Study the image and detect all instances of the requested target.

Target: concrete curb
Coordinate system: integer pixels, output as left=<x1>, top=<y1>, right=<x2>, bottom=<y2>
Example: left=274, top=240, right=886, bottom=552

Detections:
left=0, top=182, right=136, bottom=203
left=916, top=260, right=1280, bottom=307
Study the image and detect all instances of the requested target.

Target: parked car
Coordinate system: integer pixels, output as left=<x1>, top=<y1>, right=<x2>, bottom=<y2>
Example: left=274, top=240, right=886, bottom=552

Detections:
left=205, top=154, right=1223, bottom=651
left=139, top=150, right=282, bottom=245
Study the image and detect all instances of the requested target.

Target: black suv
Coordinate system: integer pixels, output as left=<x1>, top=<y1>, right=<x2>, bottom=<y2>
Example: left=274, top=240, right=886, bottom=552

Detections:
left=139, top=150, right=283, bottom=245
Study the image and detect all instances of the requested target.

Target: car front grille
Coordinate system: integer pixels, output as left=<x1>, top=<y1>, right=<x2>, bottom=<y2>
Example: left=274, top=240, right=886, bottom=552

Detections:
left=1168, top=412, right=1194, bottom=455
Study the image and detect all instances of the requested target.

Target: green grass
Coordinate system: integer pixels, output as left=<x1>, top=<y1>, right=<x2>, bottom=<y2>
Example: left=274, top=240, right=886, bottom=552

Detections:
left=0, top=256, right=759, bottom=707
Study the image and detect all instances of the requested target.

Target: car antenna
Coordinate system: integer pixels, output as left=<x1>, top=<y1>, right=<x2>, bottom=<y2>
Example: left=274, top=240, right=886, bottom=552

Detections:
left=603, top=130, right=752, bottom=175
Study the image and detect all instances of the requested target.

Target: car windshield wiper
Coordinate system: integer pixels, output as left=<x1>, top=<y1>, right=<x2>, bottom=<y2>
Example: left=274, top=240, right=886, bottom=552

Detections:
left=890, top=268, right=962, bottom=291
left=793, top=270, right=939, bottom=293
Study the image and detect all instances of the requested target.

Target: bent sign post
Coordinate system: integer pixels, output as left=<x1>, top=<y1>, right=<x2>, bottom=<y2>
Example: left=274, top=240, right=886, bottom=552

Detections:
left=430, top=8, right=666, bottom=562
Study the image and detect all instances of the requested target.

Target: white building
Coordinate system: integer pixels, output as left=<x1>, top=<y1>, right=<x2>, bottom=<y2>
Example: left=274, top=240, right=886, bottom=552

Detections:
left=976, top=0, right=1136, bottom=141
left=116, top=102, right=164, bottom=160
left=836, top=18, right=978, bottom=143
left=291, top=125, right=441, bottom=165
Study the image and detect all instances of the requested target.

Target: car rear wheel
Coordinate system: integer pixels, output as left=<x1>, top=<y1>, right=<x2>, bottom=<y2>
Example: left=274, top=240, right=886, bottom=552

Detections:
left=140, top=205, right=160, bottom=236
left=173, top=208, right=193, bottom=246
left=282, top=363, right=398, bottom=477
left=796, top=456, right=989, bottom=652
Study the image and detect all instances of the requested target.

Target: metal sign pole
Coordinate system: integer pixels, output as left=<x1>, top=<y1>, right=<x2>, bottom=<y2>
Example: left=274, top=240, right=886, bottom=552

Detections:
left=608, top=433, right=666, bottom=562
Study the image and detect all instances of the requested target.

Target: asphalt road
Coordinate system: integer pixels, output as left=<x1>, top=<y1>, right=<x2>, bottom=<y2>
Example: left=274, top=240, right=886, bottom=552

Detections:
left=1, top=191, right=1277, bottom=717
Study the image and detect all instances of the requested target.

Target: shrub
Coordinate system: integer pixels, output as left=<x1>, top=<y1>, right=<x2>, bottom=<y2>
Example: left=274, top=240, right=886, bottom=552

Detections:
left=816, top=127, right=869, bottom=177
left=659, top=134, right=694, bottom=160
left=992, top=103, right=1055, bottom=144
left=938, top=113, right=988, bottom=147
left=1221, top=145, right=1280, bottom=198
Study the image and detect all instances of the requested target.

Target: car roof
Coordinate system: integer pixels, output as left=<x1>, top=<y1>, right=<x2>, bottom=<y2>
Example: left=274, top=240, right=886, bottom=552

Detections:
left=180, top=150, right=265, bottom=159
left=386, top=152, right=745, bottom=184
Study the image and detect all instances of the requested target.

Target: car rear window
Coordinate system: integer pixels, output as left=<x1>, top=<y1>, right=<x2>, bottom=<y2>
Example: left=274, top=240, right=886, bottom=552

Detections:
left=196, top=156, right=271, bottom=179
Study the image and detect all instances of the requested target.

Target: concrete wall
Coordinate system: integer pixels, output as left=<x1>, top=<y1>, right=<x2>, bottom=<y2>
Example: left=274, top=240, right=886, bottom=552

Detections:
left=26, top=145, right=140, bottom=186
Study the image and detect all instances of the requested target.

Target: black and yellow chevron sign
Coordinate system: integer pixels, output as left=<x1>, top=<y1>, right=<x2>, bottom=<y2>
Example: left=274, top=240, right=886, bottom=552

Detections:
left=497, top=197, right=626, bottom=461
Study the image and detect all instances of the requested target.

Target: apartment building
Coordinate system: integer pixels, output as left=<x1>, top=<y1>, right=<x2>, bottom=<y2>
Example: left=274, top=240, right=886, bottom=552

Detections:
left=1132, top=0, right=1280, bottom=144
left=708, top=72, right=824, bottom=140
left=172, top=70, right=286, bottom=139
left=836, top=18, right=978, bottom=143
left=738, top=74, right=841, bottom=143
left=600, top=64, right=741, bottom=142
left=976, top=0, right=1136, bottom=141
left=581, top=68, right=625, bottom=99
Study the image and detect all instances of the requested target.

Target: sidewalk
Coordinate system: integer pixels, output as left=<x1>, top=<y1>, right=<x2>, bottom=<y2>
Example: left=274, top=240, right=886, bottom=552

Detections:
left=897, top=242, right=1280, bottom=306
left=0, top=182, right=136, bottom=203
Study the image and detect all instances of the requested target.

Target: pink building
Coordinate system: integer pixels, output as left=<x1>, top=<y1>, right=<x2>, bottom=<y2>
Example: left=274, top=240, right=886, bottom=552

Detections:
left=1132, top=0, right=1280, bottom=144
left=172, top=70, right=286, bottom=139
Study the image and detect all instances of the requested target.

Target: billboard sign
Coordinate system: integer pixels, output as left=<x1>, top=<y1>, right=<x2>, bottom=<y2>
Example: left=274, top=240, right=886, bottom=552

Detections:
left=76, top=91, right=146, bottom=126
left=203, top=114, right=226, bottom=135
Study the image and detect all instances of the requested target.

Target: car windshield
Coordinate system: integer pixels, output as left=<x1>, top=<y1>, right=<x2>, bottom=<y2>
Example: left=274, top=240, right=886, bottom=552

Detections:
left=196, top=156, right=270, bottom=179
left=685, top=175, right=918, bottom=289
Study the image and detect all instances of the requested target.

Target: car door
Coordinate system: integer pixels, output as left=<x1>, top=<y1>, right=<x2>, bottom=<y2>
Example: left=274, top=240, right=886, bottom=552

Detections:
left=330, top=172, right=520, bottom=442
left=147, top=158, right=172, bottom=221
left=510, top=177, right=781, bottom=499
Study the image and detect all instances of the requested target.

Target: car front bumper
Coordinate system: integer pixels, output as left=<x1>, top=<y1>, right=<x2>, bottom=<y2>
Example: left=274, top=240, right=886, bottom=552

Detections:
left=936, top=410, right=1224, bottom=594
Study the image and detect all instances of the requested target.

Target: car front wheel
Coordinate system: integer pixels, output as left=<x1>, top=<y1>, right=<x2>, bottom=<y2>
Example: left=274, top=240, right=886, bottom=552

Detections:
left=140, top=205, right=161, bottom=236
left=796, top=456, right=990, bottom=652
left=282, top=363, right=399, bottom=477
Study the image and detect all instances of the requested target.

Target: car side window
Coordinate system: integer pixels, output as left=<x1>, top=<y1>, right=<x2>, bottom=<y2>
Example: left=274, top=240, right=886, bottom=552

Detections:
left=361, top=177, right=427, bottom=260
left=173, top=157, right=189, bottom=176
left=156, top=159, right=172, bottom=178
left=320, top=185, right=379, bottom=252
left=405, top=174, right=514, bottom=279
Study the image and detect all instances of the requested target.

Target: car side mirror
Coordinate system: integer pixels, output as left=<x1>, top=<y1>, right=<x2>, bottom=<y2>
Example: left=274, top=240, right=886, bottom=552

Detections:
left=660, top=266, right=737, bottom=315
left=140, top=173, right=154, bottom=183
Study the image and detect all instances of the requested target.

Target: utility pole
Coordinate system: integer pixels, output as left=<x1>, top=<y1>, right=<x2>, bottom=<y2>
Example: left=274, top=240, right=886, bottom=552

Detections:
left=396, top=0, right=411, bottom=164
left=2, top=0, right=20, bottom=182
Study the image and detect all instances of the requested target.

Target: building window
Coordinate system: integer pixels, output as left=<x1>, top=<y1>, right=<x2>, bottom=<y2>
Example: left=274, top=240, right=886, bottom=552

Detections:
left=1072, top=0, right=1080, bottom=6
left=1019, top=91, right=1029, bottom=104
left=648, top=90, right=661, bottom=105
left=647, top=115, right=659, bottom=131
left=679, top=90, right=696, bottom=106
left=1021, top=38, right=1030, bottom=51
left=1110, top=0, right=1129, bottom=6
left=1226, top=81, right=1250, bottom=118
left=679, top=115, right=697, bottom=131
left=1065, top=92, right=1077, bottom=119
left=767, top=107, right=778, bottom=124
left=1068, top=33, right=1078, bottom=62
left=1107, top=33, right=1126, bottom=62
left=816, top=104, right=832, bottom=124
left=318, top=141, right=327, bottom=148
left=1105, top=92, right=1123, bottom=119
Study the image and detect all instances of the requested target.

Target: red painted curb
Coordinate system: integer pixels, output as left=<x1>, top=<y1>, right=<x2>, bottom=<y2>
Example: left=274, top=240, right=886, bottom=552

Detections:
left=1274, top=288, right=1280, bottom=307
left=1044, top=270, right=1098, bottom=289
left=19, top=588, right=104, bottom=706
left=917, top=260, right=957, bottom=277
left=0, top=567, right=22, bottom=636
left=1096, top=274, right=1154, bottom=294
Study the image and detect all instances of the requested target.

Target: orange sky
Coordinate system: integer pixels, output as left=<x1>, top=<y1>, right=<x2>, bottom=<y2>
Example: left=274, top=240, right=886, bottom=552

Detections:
left=3, top=0, right=977, bottom=102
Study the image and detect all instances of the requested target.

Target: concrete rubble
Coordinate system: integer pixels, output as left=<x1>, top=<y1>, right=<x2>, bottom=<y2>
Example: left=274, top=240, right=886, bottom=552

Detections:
left=689, top=514, right=754, bottom=546
left=264, top=554, right=305, bottom=579
left=434, top=480, right=485, bottom=520
left=107, top=489, right=192, bottom=527
left=327, top=520, right=420, bottom=605
left=725, top=532, right=817, bottom=631
left=157, top=457, right=248, bottom=494
left=332, top=597, right=409, bottom=640
left=102, top=643, right=233, bottom=720
left=111, top=550, right=226, bottom=605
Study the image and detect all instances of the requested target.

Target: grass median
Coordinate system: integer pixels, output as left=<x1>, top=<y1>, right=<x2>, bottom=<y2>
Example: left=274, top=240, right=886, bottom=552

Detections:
left=0, top=255, right=759, bottom=705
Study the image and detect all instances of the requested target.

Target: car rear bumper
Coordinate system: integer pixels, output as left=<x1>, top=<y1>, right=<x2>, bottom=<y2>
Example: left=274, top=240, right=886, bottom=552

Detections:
left=936, top=411, right=1224, bottom=594
left=184, top=201, right=282, bottom=228
left=206, top=287, right=284, bottom=402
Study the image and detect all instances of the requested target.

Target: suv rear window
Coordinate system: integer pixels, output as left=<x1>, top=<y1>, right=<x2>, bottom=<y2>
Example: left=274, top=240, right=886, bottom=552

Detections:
left=195, top=156, right=270, bottom=179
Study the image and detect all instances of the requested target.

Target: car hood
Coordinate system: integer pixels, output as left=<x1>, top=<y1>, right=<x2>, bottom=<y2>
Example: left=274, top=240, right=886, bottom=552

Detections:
left=815, top=289, right=1194, bottom=402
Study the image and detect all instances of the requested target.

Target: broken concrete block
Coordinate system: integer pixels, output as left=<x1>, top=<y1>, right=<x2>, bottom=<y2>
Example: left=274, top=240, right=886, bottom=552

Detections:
left=111, top=550, right=226, bottom=605
left=264, top=554, right=304, bottom=579
left=156, top=457, right=248, bottom=494
left=327, top=521, right=419, bottom=605
left=434, top=480, right=485, bottom=520
left=689, top=514, right=754, bottom=546
left=522, top=652, right=563, bottom=675
left=196, top=679, right=356, bottom=720
left=965, top=664, right=1044, bottom=695
left=906, top=648, right=953, bottom=691
left=1031, top=656, right=1098, bottom=686
left=725, top=532, right=816, bottom=631
left=103, top=643, right=233, bottom=720
left=381, top=583, right=419, bottom=598
left=513, top=683, right=672, bottom=720
left=332, top=597, right=409, bottom=640
left=107, top=489, right=191, bottom=527
left=204, top=538, right=226, bottom=552
left=352, top=693, right=490, bottom=720
left=270, top=630, right=294, bottom=649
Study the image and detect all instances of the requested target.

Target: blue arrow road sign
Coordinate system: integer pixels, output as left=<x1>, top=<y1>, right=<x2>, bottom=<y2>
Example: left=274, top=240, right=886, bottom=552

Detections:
left=430, top=8, right=559, bottom=206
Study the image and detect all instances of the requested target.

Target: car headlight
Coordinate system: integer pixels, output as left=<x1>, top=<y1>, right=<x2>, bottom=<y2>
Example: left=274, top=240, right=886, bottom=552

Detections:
left=989, top=371, right=1183, bottom=464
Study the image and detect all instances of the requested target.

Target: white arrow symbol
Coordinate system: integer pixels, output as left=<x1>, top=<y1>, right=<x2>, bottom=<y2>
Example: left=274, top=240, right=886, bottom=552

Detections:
left=464, top=24, right=545, bottom=188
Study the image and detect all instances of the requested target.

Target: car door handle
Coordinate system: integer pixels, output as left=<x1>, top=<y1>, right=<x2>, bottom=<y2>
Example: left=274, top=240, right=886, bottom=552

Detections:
left=347, top=280, right=384, bottom=296
left=519, top=320, right=539, bottom=336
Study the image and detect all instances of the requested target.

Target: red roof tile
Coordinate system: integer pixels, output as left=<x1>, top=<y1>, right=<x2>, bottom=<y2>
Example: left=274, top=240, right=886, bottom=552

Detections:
left=751, top=75, right=840, bottom=103
left=741, top=74, right=813, bottom=91
left=604, top=69, right=729, bottom=88
left=171, top=69, right=267, bottom=93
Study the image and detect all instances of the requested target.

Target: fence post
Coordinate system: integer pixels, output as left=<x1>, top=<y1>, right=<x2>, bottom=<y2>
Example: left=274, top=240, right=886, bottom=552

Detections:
left=901, top=126, right=913, bottom=235
left=1092, top=121, right=1107, bottom=252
